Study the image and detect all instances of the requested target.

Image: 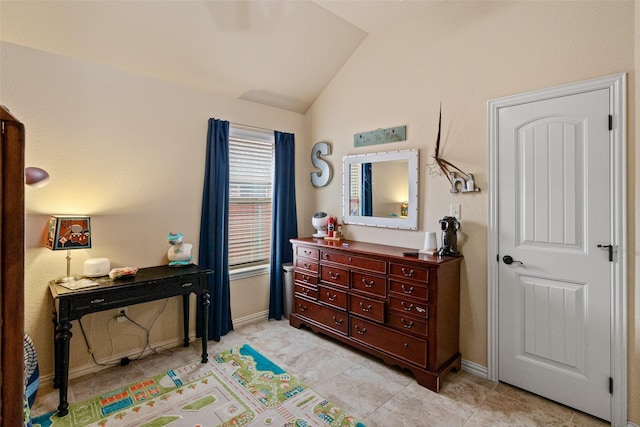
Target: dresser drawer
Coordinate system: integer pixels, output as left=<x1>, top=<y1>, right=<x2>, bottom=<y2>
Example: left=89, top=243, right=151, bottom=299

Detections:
left=350, top=317, right=427, bottom=366
left=295, top=283, right=318, bottom=300
left=349, top=294, right=385, bottom=323
left=387, top=311, right=428, bottom=337
left=294, top=297, right=348, bottom=335
left=389, top=263, right=429, bottom=283
left=321, top=250, right=386, bottom=273
left=295, top=258, right=319, bottom=274
left=351, top=271, right=386, bottom=298
left=296, top=246, right=319, bottom=260
left=320, top=265, right=349, bottom=288
left=294, top=271, right=318, bottom=286
left=388, top=296, right=428, bottom=318
left=318, top=285, right=348, bottom=310
left=389, top=279, right=428, bottom=301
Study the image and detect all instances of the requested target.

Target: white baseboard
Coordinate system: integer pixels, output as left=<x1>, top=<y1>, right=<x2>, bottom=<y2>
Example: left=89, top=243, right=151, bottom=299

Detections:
left=232, top=310, right=269, bottom=328
left=461, top=358, right=488, bottom=379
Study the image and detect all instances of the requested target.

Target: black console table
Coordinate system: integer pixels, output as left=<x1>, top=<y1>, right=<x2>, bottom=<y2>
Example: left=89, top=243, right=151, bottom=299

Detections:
left=49, top=264, right=212, bottom=416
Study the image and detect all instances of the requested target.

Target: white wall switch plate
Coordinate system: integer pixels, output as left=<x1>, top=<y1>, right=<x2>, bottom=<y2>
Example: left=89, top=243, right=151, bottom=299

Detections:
left=450, top=203, right=461, bottom=220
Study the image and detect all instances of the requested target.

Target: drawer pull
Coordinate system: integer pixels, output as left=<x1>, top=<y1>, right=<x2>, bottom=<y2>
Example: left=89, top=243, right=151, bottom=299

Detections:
left=401, top=301, right=414, bottom=311
left=332, top=316, right=344, bottom=325
left=302, top=275, right=310, bottom=283
left=349, top=257, right=353, bottom=263
left=182, top=282, right=193, bottom=288
left=404, top=342, right=409, bottom=349
left=328, top=271, right=340, bottom=280
left=354, top=325, right=367, bottom=335
left=401, top=268, right=415, bottom=277
left=304, top=263, right=310, bottom=269
left=415, top=306, right=426, bottom=313
left=362, top=279, right=375, bottom=288
left=323, top=253, right=330, bottom=259
left=302, top=288, right=310, bottom=295
left=359, top=302, right=372, bottom=312
left=401, top=318, right=414, bottom=329
left=326, top=292, right=337, bottom=302
left=401, top=284, right=414, bottom=294
left=304, top=249, right=312, bottom=255
left=297, top=304, right=308, bottom=312
left=90, top=298, right=105, bottom=304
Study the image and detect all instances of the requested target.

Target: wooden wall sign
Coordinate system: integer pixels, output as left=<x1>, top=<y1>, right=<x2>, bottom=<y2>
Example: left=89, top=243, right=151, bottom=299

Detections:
left=354, top=125, right=406, bottom=147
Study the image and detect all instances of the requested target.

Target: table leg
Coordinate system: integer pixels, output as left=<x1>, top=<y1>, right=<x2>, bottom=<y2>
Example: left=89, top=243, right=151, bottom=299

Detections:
left=182, top=294, right=190, bottom=347
left=55, top=320, right=72, bottom=416
left=200, top=291, right=210, bottom=363
left=52, top=311, right=60, bottom=389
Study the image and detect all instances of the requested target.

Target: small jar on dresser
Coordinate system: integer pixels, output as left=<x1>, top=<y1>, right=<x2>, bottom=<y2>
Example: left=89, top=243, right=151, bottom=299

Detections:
left=289, top=237, right=462, bottom=392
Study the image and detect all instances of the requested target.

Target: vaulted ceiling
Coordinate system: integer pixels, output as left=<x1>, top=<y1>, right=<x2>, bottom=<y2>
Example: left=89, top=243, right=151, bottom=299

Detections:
left=0, top=0, right=438, bottom=113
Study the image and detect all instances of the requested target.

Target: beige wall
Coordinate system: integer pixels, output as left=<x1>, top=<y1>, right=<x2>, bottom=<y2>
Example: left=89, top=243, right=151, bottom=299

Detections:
left=1, top=41, right=308, bottom=380
left=306, top=1, right=637, bottom=423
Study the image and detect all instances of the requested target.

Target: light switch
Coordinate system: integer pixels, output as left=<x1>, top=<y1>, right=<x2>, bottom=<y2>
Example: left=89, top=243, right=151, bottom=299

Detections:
left=450, top=203, right=461, bottom=220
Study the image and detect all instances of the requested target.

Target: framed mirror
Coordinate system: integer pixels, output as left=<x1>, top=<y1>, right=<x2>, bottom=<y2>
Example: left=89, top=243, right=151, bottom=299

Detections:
left=342, top=149, right=419, bottom=230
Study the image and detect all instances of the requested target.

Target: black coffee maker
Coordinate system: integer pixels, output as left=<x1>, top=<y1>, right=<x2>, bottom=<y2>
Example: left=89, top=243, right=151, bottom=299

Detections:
left=437, top=216, right=461, bottom=257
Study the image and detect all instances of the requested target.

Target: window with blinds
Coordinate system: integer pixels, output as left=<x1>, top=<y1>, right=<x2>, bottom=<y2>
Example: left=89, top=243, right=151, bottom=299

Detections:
left=228, top=126, right=274, bottom=270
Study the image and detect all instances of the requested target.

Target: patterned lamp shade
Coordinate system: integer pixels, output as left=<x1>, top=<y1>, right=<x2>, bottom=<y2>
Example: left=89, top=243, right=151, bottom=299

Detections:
left=46, top=216, right=91, bottom=251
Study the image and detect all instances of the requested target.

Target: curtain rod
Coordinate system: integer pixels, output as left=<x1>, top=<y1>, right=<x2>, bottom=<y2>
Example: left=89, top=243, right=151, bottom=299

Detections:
left=230, top=122, right=274, bottom=133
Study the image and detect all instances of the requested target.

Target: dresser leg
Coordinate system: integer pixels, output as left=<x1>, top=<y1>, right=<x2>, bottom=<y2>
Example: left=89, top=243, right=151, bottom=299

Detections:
left=55, top=320, right=72, bottom=416
left=200, top=291, right=210, bottom=363
left=413, top=352, right=462, bottom=392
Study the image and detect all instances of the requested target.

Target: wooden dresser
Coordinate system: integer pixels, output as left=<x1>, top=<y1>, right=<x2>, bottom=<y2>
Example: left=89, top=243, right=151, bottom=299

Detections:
left=289, top=237, right=462, bottom=392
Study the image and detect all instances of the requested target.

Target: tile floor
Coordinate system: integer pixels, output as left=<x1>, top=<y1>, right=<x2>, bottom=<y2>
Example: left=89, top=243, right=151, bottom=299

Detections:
left=32, top=318, right=610, bottom=426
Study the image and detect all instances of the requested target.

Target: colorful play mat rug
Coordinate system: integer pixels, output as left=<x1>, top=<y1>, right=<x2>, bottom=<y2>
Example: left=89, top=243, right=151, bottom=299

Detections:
left=32, top=344, right=365, bottom=427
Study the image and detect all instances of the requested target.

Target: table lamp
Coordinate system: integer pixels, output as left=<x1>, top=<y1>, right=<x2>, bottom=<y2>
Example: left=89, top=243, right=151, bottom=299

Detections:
left=46, top=215, right=91, bottom=283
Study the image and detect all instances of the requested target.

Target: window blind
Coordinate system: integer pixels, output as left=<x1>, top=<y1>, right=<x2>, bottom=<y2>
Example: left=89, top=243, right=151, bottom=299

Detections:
left=228, top=127, right=274, bottom=269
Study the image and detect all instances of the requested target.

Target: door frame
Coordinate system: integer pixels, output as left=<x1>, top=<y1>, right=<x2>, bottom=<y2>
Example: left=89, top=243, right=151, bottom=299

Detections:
left=487, top=73, right=627, bottom=425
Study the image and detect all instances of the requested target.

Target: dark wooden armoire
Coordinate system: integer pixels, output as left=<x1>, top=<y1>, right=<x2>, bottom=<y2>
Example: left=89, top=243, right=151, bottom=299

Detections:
left=0, top=106, right=26, bottom=425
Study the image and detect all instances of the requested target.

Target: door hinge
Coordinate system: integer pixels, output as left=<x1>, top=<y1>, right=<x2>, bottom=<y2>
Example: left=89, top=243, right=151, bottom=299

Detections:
left=608, top=115, right=613, bottom=131
left=609, top=377, right=613, bottom=394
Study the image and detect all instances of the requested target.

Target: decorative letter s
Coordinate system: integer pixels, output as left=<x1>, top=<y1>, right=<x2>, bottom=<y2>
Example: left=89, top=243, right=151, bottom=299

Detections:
left=310, top=141, right=332, bottom=187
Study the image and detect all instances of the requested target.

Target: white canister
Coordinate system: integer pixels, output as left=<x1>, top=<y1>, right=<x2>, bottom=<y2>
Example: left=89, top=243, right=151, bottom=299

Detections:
left=419, top=232, right=438, bottom=254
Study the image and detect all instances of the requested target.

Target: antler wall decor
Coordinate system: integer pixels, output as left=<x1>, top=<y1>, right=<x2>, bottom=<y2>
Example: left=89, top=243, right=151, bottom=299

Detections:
left=427, top=104, right=480, bottom=194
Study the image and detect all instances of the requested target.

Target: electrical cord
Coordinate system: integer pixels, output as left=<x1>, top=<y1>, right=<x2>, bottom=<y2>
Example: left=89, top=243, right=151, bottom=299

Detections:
left=78, top=299, right=173, bottom=367
left=120, top=298, right=173, bottom=361
left=79, top=315, right=118, bottom=367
